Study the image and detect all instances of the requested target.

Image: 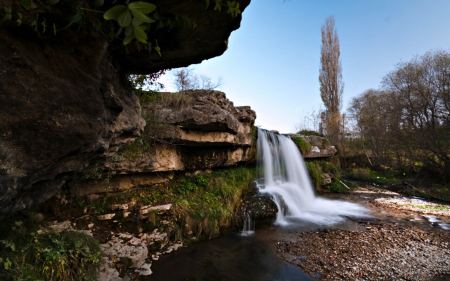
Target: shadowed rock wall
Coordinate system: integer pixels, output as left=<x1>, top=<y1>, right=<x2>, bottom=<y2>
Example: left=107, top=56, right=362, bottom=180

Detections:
left=0, top=0, right=251, bottom=218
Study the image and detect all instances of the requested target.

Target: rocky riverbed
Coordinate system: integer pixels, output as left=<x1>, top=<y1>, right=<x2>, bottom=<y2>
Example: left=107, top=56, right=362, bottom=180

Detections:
left=276, top=188, right=450, bottom=281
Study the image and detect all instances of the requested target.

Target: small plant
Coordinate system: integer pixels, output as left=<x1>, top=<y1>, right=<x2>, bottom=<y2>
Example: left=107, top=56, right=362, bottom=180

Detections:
left=194, top=175, right=209, bottom=187
left=0, top=220, right=102, bottom=281
left=176, top=181, right=198, bottom=195
left=326, top=179, right=348, bottom=193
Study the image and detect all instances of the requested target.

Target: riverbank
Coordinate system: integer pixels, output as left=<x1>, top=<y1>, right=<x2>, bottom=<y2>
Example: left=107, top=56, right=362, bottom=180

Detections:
left=277, top=222, right=450, bottom=280
left=276, top=187, right=450, bottom=281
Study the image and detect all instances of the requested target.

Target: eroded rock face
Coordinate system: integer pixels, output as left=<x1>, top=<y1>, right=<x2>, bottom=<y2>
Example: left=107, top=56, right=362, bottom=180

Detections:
left=290, top=134, right=337, bottom=158
left=0, top=0, right=251, bottom=218
left=0, top=27, right=145, bottom=218
left=77, top=91, right=256, bottom=195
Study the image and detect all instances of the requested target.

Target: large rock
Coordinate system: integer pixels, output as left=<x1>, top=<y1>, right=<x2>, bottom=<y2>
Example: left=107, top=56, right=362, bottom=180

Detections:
left=0, top=0, right=251, bottom=218
left=290, top=134, right=337, bottom=158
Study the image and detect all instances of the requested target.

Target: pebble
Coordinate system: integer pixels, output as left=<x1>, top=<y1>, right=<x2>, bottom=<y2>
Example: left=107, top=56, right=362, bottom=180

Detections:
left=276, top=223, right=450, bottom=280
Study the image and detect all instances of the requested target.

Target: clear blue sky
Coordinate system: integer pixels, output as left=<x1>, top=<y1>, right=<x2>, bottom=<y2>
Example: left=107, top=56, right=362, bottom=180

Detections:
left=161, top=0, right=450, bottom=133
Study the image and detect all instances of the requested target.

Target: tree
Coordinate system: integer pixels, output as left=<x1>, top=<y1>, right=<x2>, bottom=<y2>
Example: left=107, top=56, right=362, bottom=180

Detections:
left=172, top=67, right=223, bottom=92
left=382, top=50, right=450, bottom=182
left=319, top=16, right=344, bottom=144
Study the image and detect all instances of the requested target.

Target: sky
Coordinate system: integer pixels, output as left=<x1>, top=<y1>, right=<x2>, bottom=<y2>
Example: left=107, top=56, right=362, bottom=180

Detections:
left=159, top=0, right=450, bottom=134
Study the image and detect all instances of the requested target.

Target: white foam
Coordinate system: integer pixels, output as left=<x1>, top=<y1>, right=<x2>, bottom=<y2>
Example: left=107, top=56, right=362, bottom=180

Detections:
left=257, top=128, right=369, bottom=226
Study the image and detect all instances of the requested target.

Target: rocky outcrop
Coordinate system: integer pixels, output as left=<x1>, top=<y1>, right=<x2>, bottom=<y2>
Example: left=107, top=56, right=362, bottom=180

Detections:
left=0, top=0, right=251, bottom=218
left=0, top=26, right=145, bottom=218
left=76, top=90, right=256, bottom=196
left=290, top=134, right=337, bottom=158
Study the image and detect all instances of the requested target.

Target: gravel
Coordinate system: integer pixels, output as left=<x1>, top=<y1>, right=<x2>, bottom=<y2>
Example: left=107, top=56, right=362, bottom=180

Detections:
left=276, top=222, right=450, bottom=281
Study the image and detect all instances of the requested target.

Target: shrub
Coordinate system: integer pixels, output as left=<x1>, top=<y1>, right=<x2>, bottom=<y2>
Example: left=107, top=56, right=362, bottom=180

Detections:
left=0, top=220, right=101, bottom=281
left=326, top=179, right=348, bottom=193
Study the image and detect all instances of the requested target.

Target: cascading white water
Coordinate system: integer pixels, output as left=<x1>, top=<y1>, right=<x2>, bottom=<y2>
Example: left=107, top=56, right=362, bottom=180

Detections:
left=257, top=128, right=368, bottom=226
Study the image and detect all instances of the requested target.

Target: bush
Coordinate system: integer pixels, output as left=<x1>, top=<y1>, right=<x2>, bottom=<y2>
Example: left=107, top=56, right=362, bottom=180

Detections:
left=326, top=179, right=348, bottom=193
left=0, top=220, right=101, bottom=281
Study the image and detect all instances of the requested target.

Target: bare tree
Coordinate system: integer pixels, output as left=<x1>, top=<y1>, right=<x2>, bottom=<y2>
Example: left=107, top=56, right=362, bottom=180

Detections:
left=172, top=67, right=223, bottom=92
left=382, top=50, right=450, bottom=182
left=319, top=16, right=344, bottom=144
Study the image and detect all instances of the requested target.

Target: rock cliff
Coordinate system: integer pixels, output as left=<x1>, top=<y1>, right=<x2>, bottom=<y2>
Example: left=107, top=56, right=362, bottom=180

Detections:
left=75, top=90, right=256, bottom=196
left=0, top=0, right=251, bottom=218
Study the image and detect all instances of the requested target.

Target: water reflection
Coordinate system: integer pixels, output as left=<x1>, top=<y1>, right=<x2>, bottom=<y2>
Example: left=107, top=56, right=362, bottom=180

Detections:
left=147, top=230, right=316, bottom=281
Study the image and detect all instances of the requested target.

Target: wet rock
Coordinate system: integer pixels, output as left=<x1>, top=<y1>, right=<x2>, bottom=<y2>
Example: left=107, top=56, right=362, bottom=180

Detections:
left=238, top=194, right=278, bottom=222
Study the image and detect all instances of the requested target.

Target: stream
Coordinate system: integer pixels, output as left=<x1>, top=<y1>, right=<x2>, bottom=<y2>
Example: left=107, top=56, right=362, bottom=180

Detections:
left=146, top=190, right=450, bottom=281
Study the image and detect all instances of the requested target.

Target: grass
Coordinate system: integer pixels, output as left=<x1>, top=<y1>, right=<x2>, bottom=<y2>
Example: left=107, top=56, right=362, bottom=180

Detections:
left=171, top=166, right=256, bottom=239
left=342, top=167, right=399, bottom=186
left=400, top=203, right=450, bottom=212
left=0, top=219, right=101, bottom=281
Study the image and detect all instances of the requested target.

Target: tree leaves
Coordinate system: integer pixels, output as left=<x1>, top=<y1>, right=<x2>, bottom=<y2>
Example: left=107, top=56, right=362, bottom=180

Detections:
left=20, top=0, right=31, bottom=10
left=226, top=1, right=241, bottom=17
left=103, top=2, right=156, bottom=45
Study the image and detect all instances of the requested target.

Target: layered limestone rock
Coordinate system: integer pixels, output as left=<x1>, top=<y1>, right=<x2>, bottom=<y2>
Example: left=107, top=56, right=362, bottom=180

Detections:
left=0, top=0, right=251, bottom=218
left=76, top=90, right=256, bottom=196
left=290, top=134, right=337, bottom=158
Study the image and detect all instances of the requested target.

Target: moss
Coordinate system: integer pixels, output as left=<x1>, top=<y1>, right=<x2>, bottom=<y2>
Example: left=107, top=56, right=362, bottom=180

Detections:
left=293, top=136, right=311, bottom=155
left=322, top=138, right=330, bottom=147
left=305, top=161, right=323, bottom=190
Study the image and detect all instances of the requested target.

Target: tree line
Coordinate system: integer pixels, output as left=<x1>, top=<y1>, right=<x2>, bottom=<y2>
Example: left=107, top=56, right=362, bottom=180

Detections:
left=347, top=50, right=450, bottom=183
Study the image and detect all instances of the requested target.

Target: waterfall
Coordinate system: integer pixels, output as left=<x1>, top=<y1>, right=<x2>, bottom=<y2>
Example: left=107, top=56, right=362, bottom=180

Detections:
left=241, top=213, right=255, bottom=236
left=256, top=128, right=368, bottom=226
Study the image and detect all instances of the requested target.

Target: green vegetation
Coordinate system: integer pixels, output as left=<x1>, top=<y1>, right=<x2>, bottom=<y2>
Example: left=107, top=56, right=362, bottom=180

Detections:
left=297, top=130, right=323, bottom=137
left=317, top=157, right=340, bottom=177
left=172, top=166, right=256, bottom=239
left=400, top=203, right=450, bottom=212
left=293, top=136, right=311, bottom=155
left=0, top=220, right=101, bottom=281
left=2, top=0, right=242, bottom=52
left=305, top=162, right=322, bottom=190
left=343, top=167, right=398, bottom=186
left=326, top=179, right=348, bottom=193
